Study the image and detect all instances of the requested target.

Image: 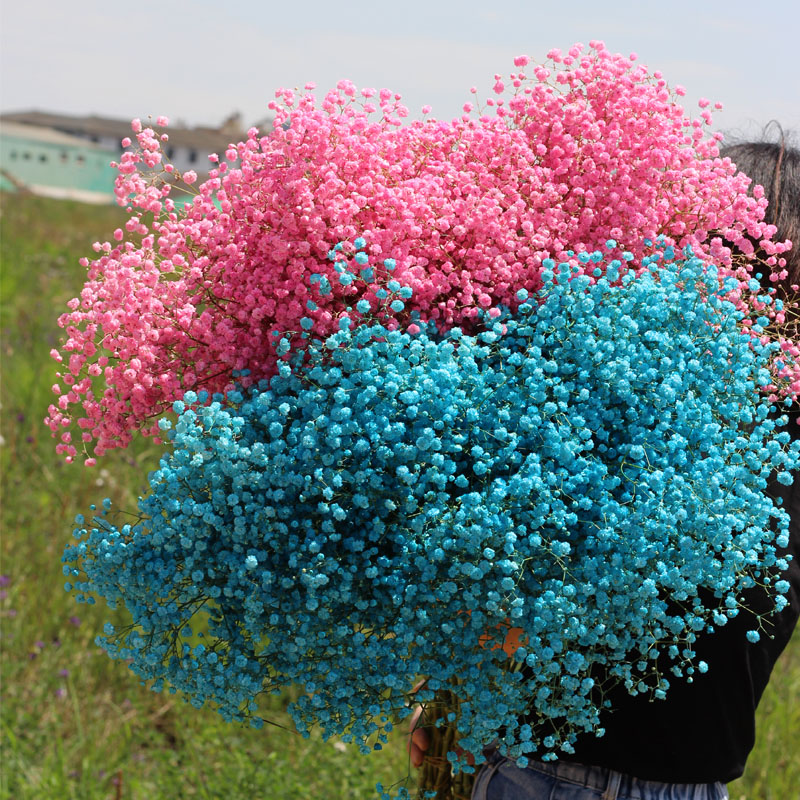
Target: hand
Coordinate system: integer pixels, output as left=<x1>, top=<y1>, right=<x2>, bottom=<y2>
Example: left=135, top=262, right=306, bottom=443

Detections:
left=408, top=703, right=430, bottom=768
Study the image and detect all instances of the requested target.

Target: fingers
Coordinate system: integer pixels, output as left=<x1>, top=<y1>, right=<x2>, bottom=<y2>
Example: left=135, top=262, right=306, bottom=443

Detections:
left=409, top=728, right=430, bottom=767
left=407, top=705, right=430, bottom=768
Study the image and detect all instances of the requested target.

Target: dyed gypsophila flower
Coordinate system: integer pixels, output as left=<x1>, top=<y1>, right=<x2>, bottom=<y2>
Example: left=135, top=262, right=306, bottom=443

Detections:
left=63, top=245, right=798, bottom=780
left=46, top=42, right=793, bottom=463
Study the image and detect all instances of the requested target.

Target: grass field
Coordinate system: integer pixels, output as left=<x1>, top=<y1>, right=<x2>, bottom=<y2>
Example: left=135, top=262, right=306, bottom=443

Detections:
left=1, top=192, right=798, bottom=800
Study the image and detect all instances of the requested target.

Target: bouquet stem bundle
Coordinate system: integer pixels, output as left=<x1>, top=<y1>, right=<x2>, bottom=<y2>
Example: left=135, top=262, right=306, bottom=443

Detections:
left=418, top=690, right=474, bottom=800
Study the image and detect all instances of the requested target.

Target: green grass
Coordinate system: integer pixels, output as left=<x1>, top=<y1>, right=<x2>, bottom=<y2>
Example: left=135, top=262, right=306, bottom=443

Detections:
left=1, top=192, right=797, bottom=800
left=727, top=635, right=800, bottom=800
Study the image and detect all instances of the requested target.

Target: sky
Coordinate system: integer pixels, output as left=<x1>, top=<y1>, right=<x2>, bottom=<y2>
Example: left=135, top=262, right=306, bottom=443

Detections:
left=1, top=0, right=798, bottom=143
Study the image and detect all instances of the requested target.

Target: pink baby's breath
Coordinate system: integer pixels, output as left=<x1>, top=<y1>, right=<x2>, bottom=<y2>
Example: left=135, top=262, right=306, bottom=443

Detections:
left=46, top=42, right=792, bottom=463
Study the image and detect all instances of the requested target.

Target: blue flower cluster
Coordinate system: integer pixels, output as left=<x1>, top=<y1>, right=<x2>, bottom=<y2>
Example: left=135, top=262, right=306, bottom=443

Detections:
left=64, top=245, right=799, bottom=776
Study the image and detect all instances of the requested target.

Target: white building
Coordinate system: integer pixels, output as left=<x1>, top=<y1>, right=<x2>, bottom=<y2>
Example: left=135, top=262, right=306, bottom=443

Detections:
left=0, top=111, right=264, bottom=200
left=0, top=120, right=117, bottom=203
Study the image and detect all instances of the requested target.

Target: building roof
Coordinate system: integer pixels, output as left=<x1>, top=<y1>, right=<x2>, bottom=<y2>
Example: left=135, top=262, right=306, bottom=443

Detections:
left=0, top=110, right=263, bottom=155
left=0, top=120, right=114, bottom=150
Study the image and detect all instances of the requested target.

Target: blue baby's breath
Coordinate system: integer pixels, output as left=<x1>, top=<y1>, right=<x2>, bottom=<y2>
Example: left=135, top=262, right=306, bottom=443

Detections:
left=64, top=245, right=798, bottom=787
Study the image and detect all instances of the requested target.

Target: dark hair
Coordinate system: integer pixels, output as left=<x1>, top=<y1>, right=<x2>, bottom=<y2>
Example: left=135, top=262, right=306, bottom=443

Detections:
left=720, top=125, right=800, bottom=289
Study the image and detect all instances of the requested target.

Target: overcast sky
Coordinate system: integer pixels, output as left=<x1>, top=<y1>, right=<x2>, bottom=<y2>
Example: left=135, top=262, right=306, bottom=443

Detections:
left=1, top=0, right=798, bottom=143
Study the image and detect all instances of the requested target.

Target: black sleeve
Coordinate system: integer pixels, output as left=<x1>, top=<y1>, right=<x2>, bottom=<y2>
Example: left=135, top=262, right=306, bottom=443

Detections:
left=562, top=468, right=800, bottom=783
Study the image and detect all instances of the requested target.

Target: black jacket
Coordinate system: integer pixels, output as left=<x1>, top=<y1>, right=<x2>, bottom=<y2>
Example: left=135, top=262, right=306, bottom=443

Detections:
left=563, top=463, right=800, bottom=782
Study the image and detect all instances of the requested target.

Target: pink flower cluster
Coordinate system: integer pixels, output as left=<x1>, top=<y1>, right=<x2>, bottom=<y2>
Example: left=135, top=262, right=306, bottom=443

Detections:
left=46, top=42, right=794, bottom=463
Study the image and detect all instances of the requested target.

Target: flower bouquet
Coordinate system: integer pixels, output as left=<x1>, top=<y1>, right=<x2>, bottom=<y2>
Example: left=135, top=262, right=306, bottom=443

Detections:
left=53, top=43, right=799, bottom=800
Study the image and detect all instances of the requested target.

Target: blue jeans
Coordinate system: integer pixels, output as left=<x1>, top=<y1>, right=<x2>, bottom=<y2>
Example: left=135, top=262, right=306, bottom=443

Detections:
left=470, top=753, right=729, bottom=800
